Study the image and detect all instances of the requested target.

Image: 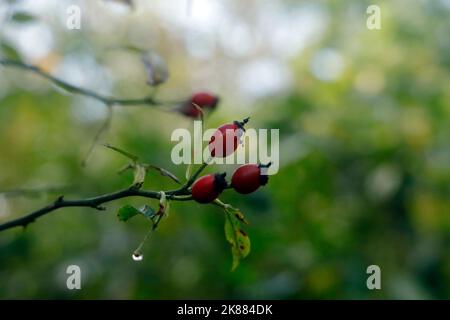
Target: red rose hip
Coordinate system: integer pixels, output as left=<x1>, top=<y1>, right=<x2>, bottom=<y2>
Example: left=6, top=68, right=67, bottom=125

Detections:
left=231, top=163, right=271, bottom=194
left=180, top=92, right=219, bottom=118
left=208, top=117, right=249, bottom=158
left=191, top=173, right=227, bottom=203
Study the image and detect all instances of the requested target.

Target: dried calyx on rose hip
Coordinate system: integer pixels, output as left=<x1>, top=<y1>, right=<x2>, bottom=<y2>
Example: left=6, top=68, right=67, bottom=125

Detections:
left=231, top=162, right=272, bottom=194
left=191, top=172, right=228, bottom=204
left=208, top=117, right=249, bottom=158
left=180, top=92, right=219, bottom=118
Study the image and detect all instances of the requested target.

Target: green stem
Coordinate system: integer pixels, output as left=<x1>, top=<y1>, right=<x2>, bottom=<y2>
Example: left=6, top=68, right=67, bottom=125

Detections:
left=181, top=161, right=209, bottom=191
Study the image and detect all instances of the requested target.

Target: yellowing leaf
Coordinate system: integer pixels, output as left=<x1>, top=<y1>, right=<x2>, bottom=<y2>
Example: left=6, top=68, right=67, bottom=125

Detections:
left=224, top=211, right=251, bottom=271
left=231, top=208, right=250, bottom=225
left=236, top=228, right=251, bottom=258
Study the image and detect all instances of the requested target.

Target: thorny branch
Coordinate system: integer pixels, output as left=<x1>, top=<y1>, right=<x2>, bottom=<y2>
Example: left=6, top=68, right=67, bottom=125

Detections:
left=0, top=155, right=211, bottom=232
left=0, top=107, right=220, bottom=233
left=0, top=59, right=220, bottom=235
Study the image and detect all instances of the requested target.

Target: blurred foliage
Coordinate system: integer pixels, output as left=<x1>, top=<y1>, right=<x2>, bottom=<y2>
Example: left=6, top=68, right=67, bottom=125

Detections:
left=0, top=0, right=449, bottom=299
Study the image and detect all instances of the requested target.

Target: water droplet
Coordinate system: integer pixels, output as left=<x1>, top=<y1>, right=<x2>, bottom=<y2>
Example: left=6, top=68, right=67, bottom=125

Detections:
left=132, top=252, right=143, bottom=261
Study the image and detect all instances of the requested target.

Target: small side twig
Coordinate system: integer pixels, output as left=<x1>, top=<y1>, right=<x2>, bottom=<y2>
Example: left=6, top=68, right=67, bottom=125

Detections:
left=0, top=59, right=167, bottom=107
left=181, top=161, right=209, bottom=191
left=81, top=105, right=114, bottom=167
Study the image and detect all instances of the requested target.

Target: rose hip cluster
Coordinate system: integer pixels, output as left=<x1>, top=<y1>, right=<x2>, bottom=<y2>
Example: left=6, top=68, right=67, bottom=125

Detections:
left=191, top=118, right=271, bottom=204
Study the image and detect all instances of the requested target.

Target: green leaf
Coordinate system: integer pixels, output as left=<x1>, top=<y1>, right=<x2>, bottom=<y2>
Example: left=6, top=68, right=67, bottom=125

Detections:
left=0, top=42, right=20, bottom=60
left=133, top=164, right=146, bottom=188
left=117, top=205, right=140, bottom=222
left=224, top=212, right=251, bottom=271
left=104, top=144, right=139, bottom=162
left=11, top=12, right=36, bottom=23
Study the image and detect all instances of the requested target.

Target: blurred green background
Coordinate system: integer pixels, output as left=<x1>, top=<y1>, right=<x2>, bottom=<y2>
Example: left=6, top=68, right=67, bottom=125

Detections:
left=0, top=0, right=449, bottom=299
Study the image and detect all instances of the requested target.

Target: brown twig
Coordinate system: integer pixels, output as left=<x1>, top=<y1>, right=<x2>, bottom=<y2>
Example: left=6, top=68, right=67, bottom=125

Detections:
left=0, top=187, right=192, bottom=232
